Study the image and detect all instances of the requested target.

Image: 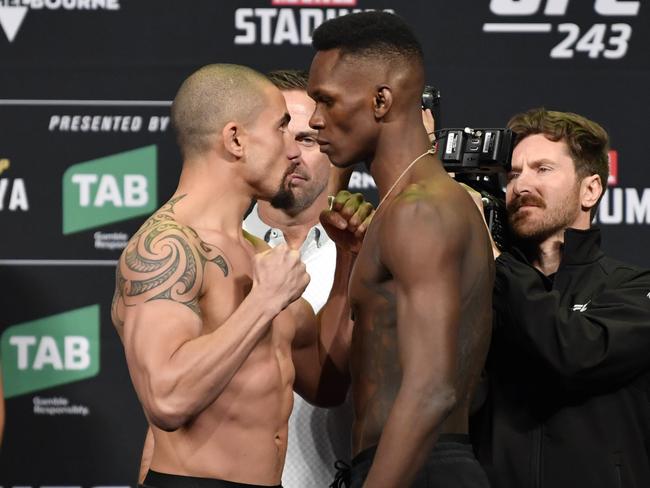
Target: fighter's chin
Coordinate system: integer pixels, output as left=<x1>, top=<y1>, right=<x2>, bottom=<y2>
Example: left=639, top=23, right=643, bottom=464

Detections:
left=317, top=143, right=332, bottom=156
left=268, top=185, right=295, bottom=209
left=326, top=151, right=356, bottom=169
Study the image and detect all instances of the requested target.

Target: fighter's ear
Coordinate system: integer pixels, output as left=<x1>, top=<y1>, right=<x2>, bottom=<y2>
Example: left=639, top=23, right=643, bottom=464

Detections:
left=373, top=86, right=393, bottom=119
left=222, top=122, right=245, bottom=158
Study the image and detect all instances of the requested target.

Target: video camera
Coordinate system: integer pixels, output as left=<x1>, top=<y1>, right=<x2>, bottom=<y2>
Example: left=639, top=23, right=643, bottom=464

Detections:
left=422, top=86, right=514, bottom=251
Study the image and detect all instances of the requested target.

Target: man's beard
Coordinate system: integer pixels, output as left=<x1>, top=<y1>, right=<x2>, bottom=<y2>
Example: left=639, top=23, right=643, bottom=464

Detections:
left=270, top=165, right=327, bottom=213
left=269, top=185, right=295, bottom=210
left=269, top=163, right=298, bottom=210
left=507, top=189, right=580, bottom=243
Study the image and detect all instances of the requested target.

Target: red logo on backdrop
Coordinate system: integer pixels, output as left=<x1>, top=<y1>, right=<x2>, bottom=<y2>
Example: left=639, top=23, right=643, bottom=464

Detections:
left=608, top=150, right=618, bottom=186
left=271, top=0, right=357, bottom=5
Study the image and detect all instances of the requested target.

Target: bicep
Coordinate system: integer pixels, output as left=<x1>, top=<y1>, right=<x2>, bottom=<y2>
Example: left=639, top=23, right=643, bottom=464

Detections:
left=394, top=250, right=462, bottom=387
left=122, top=299, right=202, bottom=393
left=382, top=205, right=464, bottom=387
left=117, top=223, right=208, bottom=382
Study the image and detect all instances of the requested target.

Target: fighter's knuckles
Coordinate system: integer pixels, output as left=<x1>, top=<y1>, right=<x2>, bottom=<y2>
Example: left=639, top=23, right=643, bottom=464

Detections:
left=350, top=202, right=373, bottom=225
left=332, top=190, right=352, bottom=211
left=340, top=193, right=364, bottom=218
left=347, top=214, right=361, bottom=229
left=359, top=202, right=374, bottom=218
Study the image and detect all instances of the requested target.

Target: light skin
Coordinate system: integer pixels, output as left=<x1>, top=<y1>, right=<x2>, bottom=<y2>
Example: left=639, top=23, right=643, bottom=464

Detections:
left=254, top=89, right=369, bottom=406
left=136, top=86, right=369, bottom=484
left=113, top=78, right=370, bottom=485
left=256, top=89, right=337, bottom=249
left=255, top=87, right=371, bottom=407
left=308, top=49, right=494, bottom=487
left=505, top=133, right=602, bottom=275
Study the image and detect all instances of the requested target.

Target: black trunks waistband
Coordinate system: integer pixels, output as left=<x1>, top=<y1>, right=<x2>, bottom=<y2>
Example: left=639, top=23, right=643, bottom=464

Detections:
left=140, top=470, right=282, bottom=488
left=351, top=433, right=472, bottom=467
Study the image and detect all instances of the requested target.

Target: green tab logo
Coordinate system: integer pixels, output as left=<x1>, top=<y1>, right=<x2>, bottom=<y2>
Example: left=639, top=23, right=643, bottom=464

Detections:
left=1, top=305, right=100, bottom=398
left=62, top=145, right=157, bottom=234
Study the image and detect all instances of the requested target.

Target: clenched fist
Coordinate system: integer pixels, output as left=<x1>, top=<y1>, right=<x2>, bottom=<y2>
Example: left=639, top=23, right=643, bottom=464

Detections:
left=321, top=190, right=374, bottom=255
left=252, top=243, right=310, bottom=313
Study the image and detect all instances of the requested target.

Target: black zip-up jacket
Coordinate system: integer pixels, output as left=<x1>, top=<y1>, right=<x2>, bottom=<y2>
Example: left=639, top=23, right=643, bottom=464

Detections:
left=472, top=228, right=650, bottom=488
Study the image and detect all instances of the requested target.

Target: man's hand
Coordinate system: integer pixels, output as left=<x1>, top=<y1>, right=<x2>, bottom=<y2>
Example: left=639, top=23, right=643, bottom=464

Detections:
left=422, top=108, right=436, bottom=143
left=460, top=183, right=501, bottom=259
left=321, top=190, right=374, bottom=254
left=252, top=243, right=310, bottom=312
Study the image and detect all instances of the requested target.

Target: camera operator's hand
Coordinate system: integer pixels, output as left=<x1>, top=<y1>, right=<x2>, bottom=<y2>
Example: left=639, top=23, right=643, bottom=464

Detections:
left=421, top=108, right=435, bottom=143
left=460, top=183, right=501, bottom=259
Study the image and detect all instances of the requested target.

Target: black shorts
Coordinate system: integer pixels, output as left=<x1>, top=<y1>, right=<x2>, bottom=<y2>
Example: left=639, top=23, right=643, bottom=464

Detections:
left=140, top=470, right=282, bottom=488
left=349, top=434, right=490, bottom=488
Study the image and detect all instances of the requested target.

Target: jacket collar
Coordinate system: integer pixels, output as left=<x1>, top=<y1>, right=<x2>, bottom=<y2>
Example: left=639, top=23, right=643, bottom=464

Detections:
left=510, top=226, right=604, bottom=268
left=560, top=227, right=604, bottom=266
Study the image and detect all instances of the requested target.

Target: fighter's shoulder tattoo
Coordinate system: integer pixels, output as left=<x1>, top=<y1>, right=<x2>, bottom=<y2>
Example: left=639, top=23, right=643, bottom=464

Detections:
left=112, top=194, right=229, bottom=318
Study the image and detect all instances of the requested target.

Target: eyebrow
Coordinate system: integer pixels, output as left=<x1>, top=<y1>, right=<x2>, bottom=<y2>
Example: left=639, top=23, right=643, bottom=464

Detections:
left=279, top=112, right=291, bottom=127
left=295, top=130, right=318, bottom=139
left=308, top=89, right=331, bottom=102
left=512, top=158, right=556, bottom=170
left=529, top=159, right=556, bottom=167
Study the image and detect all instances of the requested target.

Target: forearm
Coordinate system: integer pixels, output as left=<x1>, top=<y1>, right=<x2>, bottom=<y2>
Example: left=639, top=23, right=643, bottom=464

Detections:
left=134, top=289, right=279, bottom=430
left=292, top=248, right=355, bottom=406
left=317, top=247, right=355, bottom=372
left=363, top=385, right=456, bottom=487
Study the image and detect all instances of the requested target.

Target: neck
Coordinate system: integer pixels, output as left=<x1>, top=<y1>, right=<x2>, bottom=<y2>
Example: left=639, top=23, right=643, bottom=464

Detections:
left=368, top=115, right=440, bottom=200
left=256, top=190, right=329, bottom=249
left=172, top=155, right=252, bottom=239
left=525, top=230, right=565, bottom=276
left=521, top=211, right=592, bottom=276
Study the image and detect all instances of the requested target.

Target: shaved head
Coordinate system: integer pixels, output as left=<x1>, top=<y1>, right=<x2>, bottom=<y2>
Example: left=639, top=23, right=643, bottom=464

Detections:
left=171, top=64, right=272, bottom=159
left=311, top=11, right=425, bottom=93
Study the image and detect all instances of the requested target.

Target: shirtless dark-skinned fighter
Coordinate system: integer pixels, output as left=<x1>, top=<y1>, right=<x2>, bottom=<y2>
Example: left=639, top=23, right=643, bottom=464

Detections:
left=111, top=64, right=371, bottom=488
left=307, top=13, right=494, bottom=488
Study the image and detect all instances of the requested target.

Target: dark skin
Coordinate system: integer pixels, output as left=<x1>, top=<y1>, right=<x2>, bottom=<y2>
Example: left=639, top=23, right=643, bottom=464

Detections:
left=308, top=49, right=494, bottom=487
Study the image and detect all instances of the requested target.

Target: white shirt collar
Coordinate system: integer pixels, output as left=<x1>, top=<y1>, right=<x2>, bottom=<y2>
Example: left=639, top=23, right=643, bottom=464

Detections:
left=243, top=203, right=331, bottom=253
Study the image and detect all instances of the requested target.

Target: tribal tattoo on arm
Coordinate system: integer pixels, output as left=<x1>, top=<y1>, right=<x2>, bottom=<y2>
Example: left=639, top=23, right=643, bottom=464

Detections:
left=111, top=195, right=229, bottom=326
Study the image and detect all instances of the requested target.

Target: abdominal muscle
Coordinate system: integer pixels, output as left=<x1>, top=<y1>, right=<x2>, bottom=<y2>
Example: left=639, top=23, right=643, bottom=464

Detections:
left=149, top=334, right=295, bottom=485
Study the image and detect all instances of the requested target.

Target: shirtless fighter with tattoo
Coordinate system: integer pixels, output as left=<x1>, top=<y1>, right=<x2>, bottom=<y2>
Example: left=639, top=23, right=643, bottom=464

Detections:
left=308, top=13, right=494, bottom=487
left=111, top=64, right=370, bottom=488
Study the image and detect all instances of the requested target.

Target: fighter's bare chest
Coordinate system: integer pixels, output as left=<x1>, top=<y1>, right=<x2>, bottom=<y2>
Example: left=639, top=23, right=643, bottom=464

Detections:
left=199, top=254, right=295, bottom=343
left=349, top=236, right=396, bottom=329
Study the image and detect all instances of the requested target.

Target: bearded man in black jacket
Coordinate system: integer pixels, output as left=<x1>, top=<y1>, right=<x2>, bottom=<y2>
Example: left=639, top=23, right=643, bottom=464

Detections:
left=472, top=108, right=650, bottom=488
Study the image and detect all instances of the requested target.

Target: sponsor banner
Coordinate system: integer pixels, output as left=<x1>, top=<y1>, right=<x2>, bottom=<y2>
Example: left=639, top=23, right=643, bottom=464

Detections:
left=1, top=305, right=100, bottom=398
left=594, top=149, right=650, bottom=226
left=0, top=165, right=29, bottom=212
left=0, top=0, right=121, bottom=43
left=596, top=187, right=650, bottom=225
left=233, top=3, right=395, bottom=46
left=0, top=101, right=175, bottom=261
left=482, top=0, right=643, bottom=62
left=608, top=149, right=618, bottom=186
left=0, top=267, right=145, bottom=483
left=62, top=145, right=157, bottom=234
